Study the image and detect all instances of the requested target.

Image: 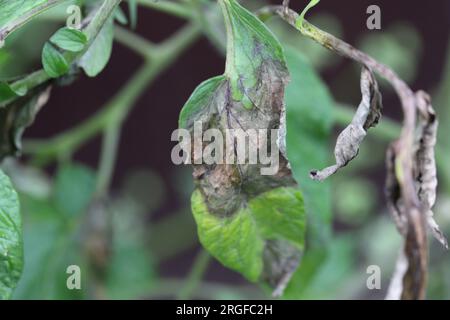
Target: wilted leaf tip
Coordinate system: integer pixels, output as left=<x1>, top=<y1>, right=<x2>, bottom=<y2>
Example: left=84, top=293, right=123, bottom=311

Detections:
left=310, top=66, right=382, bottom=181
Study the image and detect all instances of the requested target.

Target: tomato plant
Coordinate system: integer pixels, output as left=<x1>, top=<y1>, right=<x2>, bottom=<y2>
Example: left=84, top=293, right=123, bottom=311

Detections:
left=0, top=0, right=449, bottom=300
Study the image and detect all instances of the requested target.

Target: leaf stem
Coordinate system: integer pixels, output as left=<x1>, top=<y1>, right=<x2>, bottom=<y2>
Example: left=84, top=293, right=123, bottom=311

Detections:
left=114, top=25, right=157, bottom=59
left=134, top=0, right=193, bottom=19
left=263, top=4, right=432, bottom=299
left=96, top=125, right=121, bottom=196
left=176, top=249, right=211, bottom=300
left=3, top=0, right=122, bottom=105
left=25, top=23, right=201, bottom=164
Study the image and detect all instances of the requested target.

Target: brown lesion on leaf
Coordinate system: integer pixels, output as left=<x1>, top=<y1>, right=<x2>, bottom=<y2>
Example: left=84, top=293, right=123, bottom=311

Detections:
left=184, top=31, right=301, bottom=292
left=186, top=53, right=295, bottom=217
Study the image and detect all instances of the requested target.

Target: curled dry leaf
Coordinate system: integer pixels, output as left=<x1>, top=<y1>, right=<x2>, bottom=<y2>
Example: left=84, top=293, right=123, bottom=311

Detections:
left=385, top=91, right=447, bottom=300
left=415, top=91, right=448, bottom=249
left=310, top=66, right=382, bottom=181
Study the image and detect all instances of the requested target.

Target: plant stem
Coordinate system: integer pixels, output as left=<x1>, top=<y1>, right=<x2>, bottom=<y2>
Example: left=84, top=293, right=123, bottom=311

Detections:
left=264, top=4, right=431, bottom=299
left=189, top=0, right=226, bottom=52
left=84, top=0, right=122, bottom=41
left=96, top=125, right=121, bottom=196
left=177, top=249, right=211, bottom=300
left=25, top=23, right=201, bottom=163
left=334, top=104, right=450, bottom=188
left=114, top=25, right=157, bottom=59
left=3, top=0, right=122, bottom=106
left=134, top=0, right=193, bottom=19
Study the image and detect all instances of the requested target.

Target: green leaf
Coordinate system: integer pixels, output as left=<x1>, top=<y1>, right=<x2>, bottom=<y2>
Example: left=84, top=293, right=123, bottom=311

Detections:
left=0, top=0, right=45, bottom=25
left=0, top=170, right=23, bottom=299
left=42, top=42, right=69, bottom=78
left=12, top=194, right=85, bottom=300
left=297, top=0, right=321, bottom=29
left=0, top=82, right=27, bottom=105
left=79, top=17, right=114, bottom=77
left=219, top=0, right=287, bottom=109
left=282, top=47, right=335, bottom=297
left=284, top=235, right=355, bottom=299
left=53, top=164, right=96, bottom=218
left=0, top=86, right=51, bottom=160
left=114, top=7, right=128, bottom=25
left=179, top=75, right=226, bottom=129
left=106, top=199, right=156, bottom=299
left=0, top=0, right=60, bottom=46
left=192, top=187, right=305, bottom=282
left=284, top=46, right=334, bottom=245
left=50, top=27, right=87, bottom=52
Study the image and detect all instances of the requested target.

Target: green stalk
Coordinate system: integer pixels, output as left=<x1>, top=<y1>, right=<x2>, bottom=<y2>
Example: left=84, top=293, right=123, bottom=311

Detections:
left=177, top=250, right=211, bottom=300
left=25, top=23, right=201, bottom=164
left=3, top=0, right=122, bottom=105
left=134, top=0, right=192, bottom=19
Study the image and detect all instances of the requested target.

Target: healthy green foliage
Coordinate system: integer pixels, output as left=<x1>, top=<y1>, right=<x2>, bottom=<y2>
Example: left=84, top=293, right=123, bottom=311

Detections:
left=12, top=196, right=78, bottom=299
left=13, top=162, right=96, bottom=299
left=284, top=47, right=334, bottom=245
left=0, top=82, right=27, bottom=106
left=0, top=170, right=23, bottom=299
left=0, top=0, right=49, bottom=28
left=50, top=27, right=87, bottom=53
left=53, top=164, right=96, bottom=218
left=42, top=42, right=69, bottom=78
left=192, top=187, right=305, bottom=282
left=128, top=0, right=138, bottom=29
left=281, top=47, right=335, bottom=297
left=114, top=7, right=129, bottom=25
left=79, top=17, right=115, bottom=77
left=41, top=26, right=87, bottom=78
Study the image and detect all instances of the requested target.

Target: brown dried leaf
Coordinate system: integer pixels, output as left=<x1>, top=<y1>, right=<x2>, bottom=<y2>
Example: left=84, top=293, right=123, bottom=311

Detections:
left=310, top=66, right=382, bottom=181
left=415, top=91, right=448, bottom=249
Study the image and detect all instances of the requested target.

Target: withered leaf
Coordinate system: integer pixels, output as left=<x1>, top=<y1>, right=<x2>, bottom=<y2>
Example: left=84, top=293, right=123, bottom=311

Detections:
left=179, top=0, right=305, bottom=296
left=415, top=91, right=447, bottom=249
left=311, top=66, right=382, bottom=181
left=0, top=85, right=51, bottom=160
left=385, top=91, right=446, bottom=300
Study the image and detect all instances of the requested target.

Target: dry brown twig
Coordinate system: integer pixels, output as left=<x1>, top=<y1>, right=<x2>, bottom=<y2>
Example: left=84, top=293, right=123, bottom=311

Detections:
left=258, top=2, right=448, bottom=299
